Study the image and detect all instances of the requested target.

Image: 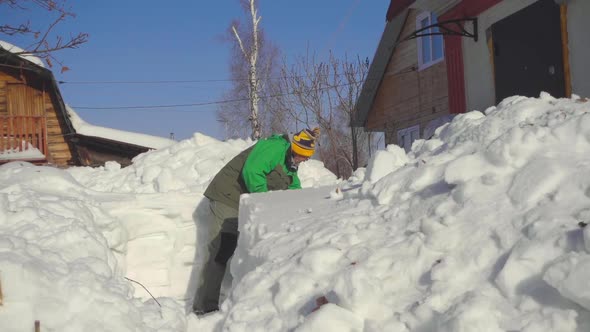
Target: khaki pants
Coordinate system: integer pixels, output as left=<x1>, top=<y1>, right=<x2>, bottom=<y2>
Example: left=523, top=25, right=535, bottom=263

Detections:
left=193, top=200, right=238, bottom=313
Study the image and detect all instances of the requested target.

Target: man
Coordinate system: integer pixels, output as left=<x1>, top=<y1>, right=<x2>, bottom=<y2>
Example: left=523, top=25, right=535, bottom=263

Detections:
left=193, top=127, right=320, bottom=314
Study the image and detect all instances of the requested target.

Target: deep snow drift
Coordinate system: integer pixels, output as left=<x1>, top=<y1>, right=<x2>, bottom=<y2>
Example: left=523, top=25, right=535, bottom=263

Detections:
left=2, top=93, right=590, bottom=332
left=194, top=93, right=590, bottom=332
left=0, top=133, right=336, bottom=331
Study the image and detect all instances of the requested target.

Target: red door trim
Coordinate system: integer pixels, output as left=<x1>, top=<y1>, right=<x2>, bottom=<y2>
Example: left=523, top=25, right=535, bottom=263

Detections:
left=441, top=0, right=503, bottom=113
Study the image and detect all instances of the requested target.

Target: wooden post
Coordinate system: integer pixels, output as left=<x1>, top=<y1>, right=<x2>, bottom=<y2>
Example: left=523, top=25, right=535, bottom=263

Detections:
left=560, top=4, right=572, bottom=98
left=0, top=276, right=3, bottom=306
left=0, top=116, right=4, bottom=154
left=7, top=116, right=13, bottom=151
left=35, top=320, right=40, bottom=332
left=14, top=117, right=21, bottom=151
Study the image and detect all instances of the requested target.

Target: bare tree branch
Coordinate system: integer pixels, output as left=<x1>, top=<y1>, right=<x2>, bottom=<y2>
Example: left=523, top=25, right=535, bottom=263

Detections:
left=231, top=25, right=247, bottom=59
left=274, top=51, right=371, bottom=178
left=0, top=0, right=88, bottom=69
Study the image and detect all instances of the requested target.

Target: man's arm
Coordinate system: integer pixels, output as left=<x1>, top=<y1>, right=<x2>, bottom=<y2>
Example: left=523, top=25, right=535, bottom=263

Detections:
left=242, top=140, right=286, bottom=193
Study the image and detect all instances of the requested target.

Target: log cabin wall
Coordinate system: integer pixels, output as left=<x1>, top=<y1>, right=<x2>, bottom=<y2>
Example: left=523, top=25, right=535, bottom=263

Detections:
left=366, top=9, right=450, bottom=145
left=0, top=74, right=9, bottom=117
left=0, top=67, right=77, bottom=166
left=44, top=90, right=76, bottom=166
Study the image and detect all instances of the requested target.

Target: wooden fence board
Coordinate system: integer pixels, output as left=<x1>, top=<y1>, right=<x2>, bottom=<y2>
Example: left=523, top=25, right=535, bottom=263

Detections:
left=0, top=115, right=47, bottom=156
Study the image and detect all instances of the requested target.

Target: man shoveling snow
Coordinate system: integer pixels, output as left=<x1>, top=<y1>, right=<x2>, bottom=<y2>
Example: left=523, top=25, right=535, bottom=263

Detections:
left=193, top=127, right=320, bottom=314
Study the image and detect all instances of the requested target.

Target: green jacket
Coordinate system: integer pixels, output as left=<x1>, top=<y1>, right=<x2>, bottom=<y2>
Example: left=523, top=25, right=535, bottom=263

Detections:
left=204, top=134, right=301, bottom=210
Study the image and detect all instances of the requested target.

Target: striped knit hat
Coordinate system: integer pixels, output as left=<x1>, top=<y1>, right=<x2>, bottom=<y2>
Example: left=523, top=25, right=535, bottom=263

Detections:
left=291, top=127, right=320, bottom=157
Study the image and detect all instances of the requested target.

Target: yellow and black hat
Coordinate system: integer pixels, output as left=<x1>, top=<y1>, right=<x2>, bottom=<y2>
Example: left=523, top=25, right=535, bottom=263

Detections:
left=291, top=127, right=320, bottom=157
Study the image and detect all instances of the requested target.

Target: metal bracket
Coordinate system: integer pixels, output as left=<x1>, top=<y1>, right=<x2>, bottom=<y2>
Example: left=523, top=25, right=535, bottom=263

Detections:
left=401, top=17, right=479, bottom=42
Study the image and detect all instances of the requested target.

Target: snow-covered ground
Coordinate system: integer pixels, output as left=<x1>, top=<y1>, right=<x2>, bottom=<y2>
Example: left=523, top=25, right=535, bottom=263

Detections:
left=3, top=93, right=590, bottom=331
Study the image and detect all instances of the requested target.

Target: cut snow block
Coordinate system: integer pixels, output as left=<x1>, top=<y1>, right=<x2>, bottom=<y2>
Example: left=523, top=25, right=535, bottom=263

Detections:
left=231, top=186, right=336, bottom=284
left=544, top=252, right=590, bottom=311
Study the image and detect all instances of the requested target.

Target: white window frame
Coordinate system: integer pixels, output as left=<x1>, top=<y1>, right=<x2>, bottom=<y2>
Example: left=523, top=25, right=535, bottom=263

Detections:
left=416, top=12, right=445, bottom=71
left=397, top=125, right=420, bottom=152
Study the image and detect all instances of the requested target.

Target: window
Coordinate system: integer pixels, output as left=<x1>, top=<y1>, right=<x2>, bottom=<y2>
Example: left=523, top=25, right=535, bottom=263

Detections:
left=416, top=12, right=444, bottom=70
left=397, top=125, right=420, bottom=152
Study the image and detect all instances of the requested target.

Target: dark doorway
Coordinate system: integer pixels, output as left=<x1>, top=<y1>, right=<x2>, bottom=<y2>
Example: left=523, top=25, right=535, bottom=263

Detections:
left=492, top=0, right=565, bottom=103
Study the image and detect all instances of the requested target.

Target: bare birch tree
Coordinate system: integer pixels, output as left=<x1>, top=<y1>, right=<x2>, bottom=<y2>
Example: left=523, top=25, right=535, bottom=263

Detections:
left=218, top=0, right=286, bottom=140
left=231, top=0, right=262, bottom=140
left=217, top=18, right=280, bottom=139
left=0, top=0, right=88, bottom=71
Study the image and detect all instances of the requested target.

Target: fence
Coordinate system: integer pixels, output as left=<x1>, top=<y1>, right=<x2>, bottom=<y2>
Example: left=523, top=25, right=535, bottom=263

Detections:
left=0, top=115, right=48, bottom=158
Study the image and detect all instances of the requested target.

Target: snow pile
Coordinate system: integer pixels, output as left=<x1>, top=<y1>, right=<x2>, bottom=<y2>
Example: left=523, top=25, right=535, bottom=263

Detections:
left=364, top=143, right=409, bottom=184
left=6, top=92, right=590, bottom=332
left=68, top=133, right=338, bottom=194
left=65, top=133, right=336, bottom=310
left=0, top=131, right=338, bottom=332
left=200, top=94, right=590, bottom=332
left=0, top=162, right=185, bottom=331
left=64, top=134, right=257, bottom=312
left=67, top=133, right=253, bottom=194
left=298, top=159, right=342, bottom=188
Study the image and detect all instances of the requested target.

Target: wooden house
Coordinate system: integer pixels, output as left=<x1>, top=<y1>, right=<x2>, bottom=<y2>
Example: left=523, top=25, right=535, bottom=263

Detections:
left=0, top=44, right=161, bottom=167
left=355, top=0, right=589, bottom=150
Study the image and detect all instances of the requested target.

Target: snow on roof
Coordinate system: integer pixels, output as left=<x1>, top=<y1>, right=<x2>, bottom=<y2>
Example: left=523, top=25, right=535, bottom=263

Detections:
left=0, top=40, right=45, bottom=68
left=66, top=105, right=176, bottom=150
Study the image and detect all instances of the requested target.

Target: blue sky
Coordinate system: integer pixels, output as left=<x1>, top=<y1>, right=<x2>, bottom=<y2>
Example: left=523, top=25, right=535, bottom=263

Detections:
left=10, top=0, right=390, bottom=140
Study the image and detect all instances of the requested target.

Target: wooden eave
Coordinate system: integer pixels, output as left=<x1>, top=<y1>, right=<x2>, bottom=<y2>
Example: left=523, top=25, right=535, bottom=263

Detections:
left=387, top=0, right=416, bottom=21
left=410, top=0, right=462, bottom=15
left=352, top=9, right=410, bottom=128
left=73, top=133, right=152, bottom=153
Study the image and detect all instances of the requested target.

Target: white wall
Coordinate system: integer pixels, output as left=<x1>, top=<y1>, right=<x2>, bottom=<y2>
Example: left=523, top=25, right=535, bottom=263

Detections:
left=462, top=0, right=538, bottom=112
left=568, top=0, right=590, bottom=98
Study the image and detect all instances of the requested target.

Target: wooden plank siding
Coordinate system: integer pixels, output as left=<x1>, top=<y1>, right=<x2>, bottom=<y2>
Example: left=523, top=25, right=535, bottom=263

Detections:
left=366, top=9, right=450, bottom=145
left=7, top=84, right=44, bottom=116
left=0, top=68, right=76, bottom=166
left=0, top=86, right=6, bottom=116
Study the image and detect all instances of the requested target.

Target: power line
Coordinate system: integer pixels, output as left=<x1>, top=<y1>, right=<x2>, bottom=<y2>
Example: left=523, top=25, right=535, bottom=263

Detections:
left=59, top=79, right=237, bottom=84
left=57, top=74, right=358, bottom=85
left=73, top=97, right=245, bottom=110
left=72, top=81, right=366, bottom=111
left=68, top=67, right=423, bottom=112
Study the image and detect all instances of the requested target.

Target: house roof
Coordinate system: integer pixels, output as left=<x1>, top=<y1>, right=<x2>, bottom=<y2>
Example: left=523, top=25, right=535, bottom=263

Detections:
left=352, top=9, right=410, bottom=127
left=0, top=43, right=77, bottom=136
left=0, top=43, right=170, bottom=157
left=0, top=41, right=45, bottom=68
left=410, top=0, right=461, bottom=15
left=66, top=105, right=175, bottom=150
